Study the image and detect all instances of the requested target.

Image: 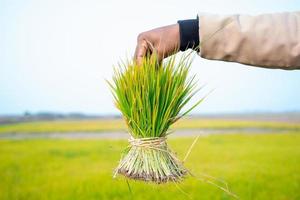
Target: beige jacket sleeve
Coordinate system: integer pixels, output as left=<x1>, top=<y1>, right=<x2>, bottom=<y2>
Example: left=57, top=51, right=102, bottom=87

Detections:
left=199, top=12, right=300, bottom=69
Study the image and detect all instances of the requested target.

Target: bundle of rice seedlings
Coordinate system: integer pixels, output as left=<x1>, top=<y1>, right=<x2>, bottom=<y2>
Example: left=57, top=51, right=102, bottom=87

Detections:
left=108, top=52, right=203, bottom=183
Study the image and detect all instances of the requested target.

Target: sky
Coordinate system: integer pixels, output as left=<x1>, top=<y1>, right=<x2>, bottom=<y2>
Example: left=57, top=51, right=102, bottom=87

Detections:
left=0, top=0, right=300, bottom=115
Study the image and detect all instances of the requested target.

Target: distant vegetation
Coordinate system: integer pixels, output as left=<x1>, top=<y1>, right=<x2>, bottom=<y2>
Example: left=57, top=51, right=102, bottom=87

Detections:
left=0, top=112, right=117, bottom=124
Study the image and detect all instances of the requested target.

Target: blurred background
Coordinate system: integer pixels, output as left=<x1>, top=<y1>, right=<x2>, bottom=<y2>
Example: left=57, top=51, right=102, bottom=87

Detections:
left=0, top=0, right=300, bottom=200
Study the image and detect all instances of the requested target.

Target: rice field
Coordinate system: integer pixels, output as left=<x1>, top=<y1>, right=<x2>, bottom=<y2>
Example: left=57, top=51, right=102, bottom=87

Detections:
left=1, top=132, right=300, bottom=200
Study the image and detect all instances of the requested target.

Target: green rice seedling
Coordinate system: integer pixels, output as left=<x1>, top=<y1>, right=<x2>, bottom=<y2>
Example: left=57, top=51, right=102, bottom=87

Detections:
left=108, top=52, right=203, bottom=183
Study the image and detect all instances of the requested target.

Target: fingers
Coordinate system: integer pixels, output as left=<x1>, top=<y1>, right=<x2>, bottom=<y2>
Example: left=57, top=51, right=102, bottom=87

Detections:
left=134, top=38, right=162, bottom=66
left=134, top=24, right=180, bottom=65
left=134, top=39, right=148, bottom=66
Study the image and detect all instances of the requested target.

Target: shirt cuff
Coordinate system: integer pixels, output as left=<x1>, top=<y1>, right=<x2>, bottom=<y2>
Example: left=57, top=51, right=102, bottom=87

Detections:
left=177, top=17, right=199, bottom=51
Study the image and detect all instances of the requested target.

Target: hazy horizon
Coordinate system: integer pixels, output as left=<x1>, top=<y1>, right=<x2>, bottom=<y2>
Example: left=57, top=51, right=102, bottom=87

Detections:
left=1, top=0, right=300, bottom=115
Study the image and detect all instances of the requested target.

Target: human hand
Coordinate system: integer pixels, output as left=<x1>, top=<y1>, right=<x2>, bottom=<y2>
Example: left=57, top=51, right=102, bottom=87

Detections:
left=134, top=24, right=180, bottom=65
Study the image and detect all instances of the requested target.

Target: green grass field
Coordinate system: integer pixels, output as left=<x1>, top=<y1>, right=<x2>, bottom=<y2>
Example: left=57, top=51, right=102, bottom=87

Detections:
left=1, top=133, right=300, bottom=200
left=1, top=118, right=300, bottom=133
